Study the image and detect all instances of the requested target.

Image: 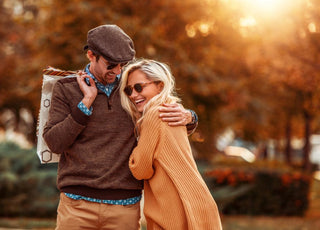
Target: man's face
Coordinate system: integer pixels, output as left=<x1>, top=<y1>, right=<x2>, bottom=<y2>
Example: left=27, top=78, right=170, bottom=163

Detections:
left=88, top=52, right=123, bottom=85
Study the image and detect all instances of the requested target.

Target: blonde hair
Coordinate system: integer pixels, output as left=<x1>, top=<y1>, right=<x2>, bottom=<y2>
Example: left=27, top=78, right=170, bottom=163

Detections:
left=120, top=59, right=181, bottom=133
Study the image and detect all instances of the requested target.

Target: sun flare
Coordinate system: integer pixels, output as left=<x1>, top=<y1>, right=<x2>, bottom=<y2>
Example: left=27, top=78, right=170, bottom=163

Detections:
left=239, top=0, right=291, bottom=15
left=248, top=0, right=284, bottom=12
left=235, top=0, right=294, bottom=28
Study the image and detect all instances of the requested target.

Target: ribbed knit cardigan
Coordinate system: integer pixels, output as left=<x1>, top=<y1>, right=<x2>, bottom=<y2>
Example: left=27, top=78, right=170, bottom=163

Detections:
left=129, top=108, right=223, bottom=230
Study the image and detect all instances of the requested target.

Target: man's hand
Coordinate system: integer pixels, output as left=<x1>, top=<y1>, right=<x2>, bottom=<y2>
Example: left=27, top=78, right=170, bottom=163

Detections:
left=77, top=72, right=98, bottom=108
left=159, top=103, right=192, bottom=126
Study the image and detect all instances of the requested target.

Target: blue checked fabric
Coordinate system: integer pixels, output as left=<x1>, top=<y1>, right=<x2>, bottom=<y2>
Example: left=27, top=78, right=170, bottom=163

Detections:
left=77, top=64, right=121, bottom=115
left=64, top=193, right=142, bottom=205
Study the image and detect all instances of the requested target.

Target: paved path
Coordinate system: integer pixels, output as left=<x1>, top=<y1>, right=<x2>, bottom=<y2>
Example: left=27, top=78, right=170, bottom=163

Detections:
left=305, top=175, right=320, bottom=218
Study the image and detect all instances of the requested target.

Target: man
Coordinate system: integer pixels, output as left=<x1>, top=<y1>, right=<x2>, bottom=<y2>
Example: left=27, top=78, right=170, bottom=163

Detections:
left=43, top=24, right=198, bottom=230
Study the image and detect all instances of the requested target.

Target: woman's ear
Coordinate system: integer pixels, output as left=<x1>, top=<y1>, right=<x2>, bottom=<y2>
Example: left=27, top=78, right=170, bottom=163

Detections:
left=157, top=82, right=164, bottom=93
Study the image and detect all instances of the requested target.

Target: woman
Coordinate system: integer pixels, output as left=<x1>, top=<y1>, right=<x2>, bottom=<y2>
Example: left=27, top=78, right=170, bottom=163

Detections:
left=120, top=59, right=222, bottom=230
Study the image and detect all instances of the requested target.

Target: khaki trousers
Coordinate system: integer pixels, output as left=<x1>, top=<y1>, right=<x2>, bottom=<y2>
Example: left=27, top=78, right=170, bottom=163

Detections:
left=55, top=193, right=141, bottom=230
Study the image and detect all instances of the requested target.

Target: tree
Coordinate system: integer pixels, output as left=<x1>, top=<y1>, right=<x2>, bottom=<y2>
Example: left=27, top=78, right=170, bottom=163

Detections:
left=2, top=0, right=320, bottom=165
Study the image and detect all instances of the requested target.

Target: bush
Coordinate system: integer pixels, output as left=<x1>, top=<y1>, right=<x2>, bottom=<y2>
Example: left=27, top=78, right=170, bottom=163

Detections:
left=205, top=159, right=312, bottom=216
left=0, top=142, right=59, bottom=217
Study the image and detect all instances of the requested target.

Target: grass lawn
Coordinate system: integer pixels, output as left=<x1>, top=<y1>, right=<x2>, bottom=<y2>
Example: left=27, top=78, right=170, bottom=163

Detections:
left=222, top=216, right=320, bottom=230
left=0, top=217, right=55, bottom=229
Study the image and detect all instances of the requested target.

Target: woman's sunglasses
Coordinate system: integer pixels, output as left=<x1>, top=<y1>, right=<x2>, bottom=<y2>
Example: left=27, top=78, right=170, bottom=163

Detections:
left=124, top=81, right=159, bottom=96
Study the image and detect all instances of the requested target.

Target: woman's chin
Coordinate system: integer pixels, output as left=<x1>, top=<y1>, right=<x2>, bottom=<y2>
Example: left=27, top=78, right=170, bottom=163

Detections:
left=136, top=103, right=146, bottom=113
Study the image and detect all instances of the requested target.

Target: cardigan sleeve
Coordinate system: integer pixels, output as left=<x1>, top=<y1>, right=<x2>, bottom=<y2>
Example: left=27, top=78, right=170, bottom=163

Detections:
left=129, top=110, right=161, bottom=180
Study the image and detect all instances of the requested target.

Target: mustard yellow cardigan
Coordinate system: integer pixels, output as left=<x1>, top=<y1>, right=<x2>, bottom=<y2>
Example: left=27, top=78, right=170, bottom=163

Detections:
left=129, top=108, right=223, bottom=230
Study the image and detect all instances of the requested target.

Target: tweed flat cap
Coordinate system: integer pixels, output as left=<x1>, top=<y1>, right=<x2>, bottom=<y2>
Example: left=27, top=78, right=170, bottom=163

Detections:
left=84, top=25, right=135, bottom=63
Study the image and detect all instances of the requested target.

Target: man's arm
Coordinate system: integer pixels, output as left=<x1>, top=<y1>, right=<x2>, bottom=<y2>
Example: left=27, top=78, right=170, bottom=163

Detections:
left=43, top=80, right=87, bottom=153
left=43, top=74, right=98, bottom=153
left=159, top=103, right=198, bottom=135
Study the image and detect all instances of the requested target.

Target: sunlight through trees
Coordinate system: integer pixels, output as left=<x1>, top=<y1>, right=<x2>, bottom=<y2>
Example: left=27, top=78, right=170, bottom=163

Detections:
left=1, top=0, right=320, bottom=168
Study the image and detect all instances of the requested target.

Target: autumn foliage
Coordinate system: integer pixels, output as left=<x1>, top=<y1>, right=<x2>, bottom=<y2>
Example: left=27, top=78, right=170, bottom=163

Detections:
left=1, top=0, right=320, bottom=166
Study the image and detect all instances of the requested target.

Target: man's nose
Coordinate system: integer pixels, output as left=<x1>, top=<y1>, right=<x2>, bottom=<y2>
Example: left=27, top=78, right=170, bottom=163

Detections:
left=113, top=64, right=122, bottom=75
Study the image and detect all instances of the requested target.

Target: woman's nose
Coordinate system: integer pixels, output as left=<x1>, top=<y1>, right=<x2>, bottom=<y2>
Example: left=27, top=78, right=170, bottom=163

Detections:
left=130, top=89, right=139, bottom=98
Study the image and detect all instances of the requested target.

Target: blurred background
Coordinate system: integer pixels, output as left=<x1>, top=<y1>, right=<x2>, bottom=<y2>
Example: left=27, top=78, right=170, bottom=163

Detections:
left=1, top=0, right=320, bottom=229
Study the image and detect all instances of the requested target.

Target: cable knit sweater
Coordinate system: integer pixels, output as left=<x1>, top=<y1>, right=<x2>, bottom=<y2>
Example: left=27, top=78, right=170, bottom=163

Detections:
left=129, top=108, right=223, bottom=230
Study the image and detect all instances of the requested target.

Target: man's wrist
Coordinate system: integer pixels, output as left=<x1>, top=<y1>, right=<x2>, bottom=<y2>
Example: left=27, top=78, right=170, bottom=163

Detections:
left=187, top=109, right=198, bottom=125
left=78, top=101, right=93, bottom=116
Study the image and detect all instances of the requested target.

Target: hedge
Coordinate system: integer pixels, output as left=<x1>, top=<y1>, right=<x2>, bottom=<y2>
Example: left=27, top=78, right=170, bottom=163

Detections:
left=205, top=165, right=311, bottom=216
left=0, top=142, right=59, bottom=217
left=0, top=142, right=313, bottom=217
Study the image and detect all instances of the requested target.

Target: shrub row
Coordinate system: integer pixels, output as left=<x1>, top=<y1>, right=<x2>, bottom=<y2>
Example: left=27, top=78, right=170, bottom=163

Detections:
left=0, top=142, right=313, bottom=217
left=0, top=142, right=59, bottom=217
left=205, top=166, right=311, bottom=216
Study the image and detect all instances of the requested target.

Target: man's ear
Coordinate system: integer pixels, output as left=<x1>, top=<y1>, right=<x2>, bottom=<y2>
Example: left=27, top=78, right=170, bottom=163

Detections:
left=87, top=50, right=95, bottom=62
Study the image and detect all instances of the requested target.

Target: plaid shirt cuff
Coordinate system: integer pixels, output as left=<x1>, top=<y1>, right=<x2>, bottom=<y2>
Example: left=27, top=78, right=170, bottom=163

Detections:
left=77, top=101, right=93, bottom=116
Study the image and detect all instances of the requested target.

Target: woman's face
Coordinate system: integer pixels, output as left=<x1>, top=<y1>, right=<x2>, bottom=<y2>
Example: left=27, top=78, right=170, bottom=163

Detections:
left=127, top=69, right=162, bottom=113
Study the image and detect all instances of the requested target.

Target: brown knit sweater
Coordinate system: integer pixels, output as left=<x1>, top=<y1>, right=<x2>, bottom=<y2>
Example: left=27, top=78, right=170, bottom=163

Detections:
left=129, top=108, right=223, bottom=230
left=43, top=77, right=143, bottom=199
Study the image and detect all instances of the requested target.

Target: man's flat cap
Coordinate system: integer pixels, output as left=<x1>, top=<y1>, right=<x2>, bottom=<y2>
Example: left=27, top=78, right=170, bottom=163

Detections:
left=84, top=25, right=135, bottom=63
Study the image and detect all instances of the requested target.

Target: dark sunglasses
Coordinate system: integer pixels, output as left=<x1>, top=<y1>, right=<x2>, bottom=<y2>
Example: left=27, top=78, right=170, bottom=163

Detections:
left=106, top=62, right=128, bottom=70
left=124, top=81, right=159, bottom=96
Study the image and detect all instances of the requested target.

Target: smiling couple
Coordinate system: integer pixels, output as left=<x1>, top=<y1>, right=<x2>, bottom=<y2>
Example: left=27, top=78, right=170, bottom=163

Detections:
left=43, top=24, right=221, bottom=230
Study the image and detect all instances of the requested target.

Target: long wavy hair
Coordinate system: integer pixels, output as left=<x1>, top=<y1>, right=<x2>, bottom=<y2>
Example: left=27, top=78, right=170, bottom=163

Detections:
left=120, top=59, right=181, bottom=134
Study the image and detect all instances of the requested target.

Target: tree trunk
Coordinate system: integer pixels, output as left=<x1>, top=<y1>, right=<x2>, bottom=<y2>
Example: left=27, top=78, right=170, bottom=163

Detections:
left=261, top=143, right=268, bottom=159
left=284, top=118, right=292, bottom=165
left=302, top=111, right=311, bottom=171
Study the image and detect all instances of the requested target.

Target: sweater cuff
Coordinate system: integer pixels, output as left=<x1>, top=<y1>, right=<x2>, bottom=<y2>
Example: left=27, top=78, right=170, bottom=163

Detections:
left=186, top=122, right=198, bottom=135
left=71, top=105, right=90, bottom=125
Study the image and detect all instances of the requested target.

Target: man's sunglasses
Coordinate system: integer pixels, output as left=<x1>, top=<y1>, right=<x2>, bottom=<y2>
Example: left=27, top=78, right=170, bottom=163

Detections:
left=124, top=81, right=159, bottom=96
left=106, top=62, right=128, bottom=70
